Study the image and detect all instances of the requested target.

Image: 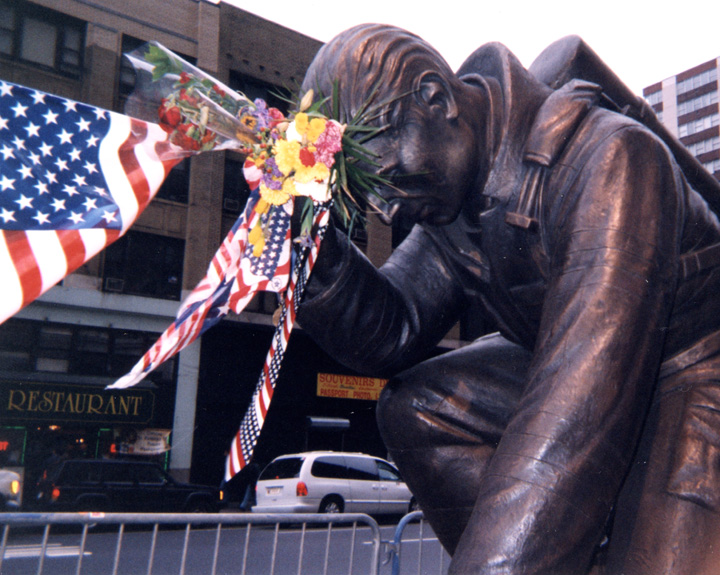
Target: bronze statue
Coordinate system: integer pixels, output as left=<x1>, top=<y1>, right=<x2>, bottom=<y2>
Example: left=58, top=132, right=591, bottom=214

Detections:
left=297, top=24, right=720, bottom=574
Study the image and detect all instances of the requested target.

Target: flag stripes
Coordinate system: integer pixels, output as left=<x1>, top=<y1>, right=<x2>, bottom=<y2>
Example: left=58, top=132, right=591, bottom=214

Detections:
left=225, top=204, right=329, bottom=481
left=0, top=80, right=182, bottom=324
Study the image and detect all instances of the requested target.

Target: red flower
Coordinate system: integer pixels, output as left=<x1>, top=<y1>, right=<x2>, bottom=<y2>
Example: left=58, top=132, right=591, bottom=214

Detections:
left=268, top=107, right=285, bottom=127
left=212, top=84, right=225, bottom=97
left=171, top=130, right=200, bottom=151
left=179, top=72, right=191, bottom=84
left=299, top=147, right=316, bottom=167
left=158, top=105, right=182, bottom=127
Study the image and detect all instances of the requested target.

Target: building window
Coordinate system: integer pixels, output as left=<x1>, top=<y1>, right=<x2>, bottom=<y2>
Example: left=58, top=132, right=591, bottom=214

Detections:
left=677, top=90, right=718, bottom=116
left=223, top=157, right=251, bottom=214
left=0, top=0, right=85, bottom=78
left=677, top=67, right=718, bottom=96
left=0, top=318, right=177, bottom=384
left=679, top=113, right=720, bottom=137
left=228, top=71, right=290, bottom=115
left=686, top=136, right=720, bottom=157
left=703, top=158, right=720, bottom=175
left=102, top=231, right=184, bottom=301
left=156, top=158, right=190, bottom=203
left=645, top=91, right=662, bottom=106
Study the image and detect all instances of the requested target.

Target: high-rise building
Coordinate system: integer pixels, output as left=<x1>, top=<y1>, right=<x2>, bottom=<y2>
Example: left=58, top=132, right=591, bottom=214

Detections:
left=643, top=57, right=720, bottom=181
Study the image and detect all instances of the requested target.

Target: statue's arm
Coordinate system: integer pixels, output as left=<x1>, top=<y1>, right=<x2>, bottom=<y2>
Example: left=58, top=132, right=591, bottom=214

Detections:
left=451, top=124, right=684, bottom=573
left=299, top=222, right=468, bottom=375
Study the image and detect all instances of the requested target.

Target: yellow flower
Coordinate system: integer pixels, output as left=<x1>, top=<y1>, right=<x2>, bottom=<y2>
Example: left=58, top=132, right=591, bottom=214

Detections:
left=294, top=160, right=330, bottom=184
left=259, top=183, right=291, bottom=205
left=294, top=113, right=309, bottom=137
left=282, top=178, right=298, bottom=196
left=255, top=198, right=270, bottom=214
left=307, top=118, right=327, bottom=143
left=275, top=139, right=301, bottom=176
left=248, top=222, right=265, bottom=256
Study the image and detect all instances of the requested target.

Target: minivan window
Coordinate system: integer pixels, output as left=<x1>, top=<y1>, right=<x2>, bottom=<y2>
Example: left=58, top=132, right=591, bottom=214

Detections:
left=311, top=456, right=348, bottom=479
left=260, top=457, right=304, bottom=480
left=377, top=460, right=402, bottom=481
left=345, top=456, right=379, bottom=481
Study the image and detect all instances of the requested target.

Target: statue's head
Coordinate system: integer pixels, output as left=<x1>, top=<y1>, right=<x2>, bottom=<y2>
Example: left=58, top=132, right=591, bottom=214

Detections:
left=303, top=24, right=485, bottom=227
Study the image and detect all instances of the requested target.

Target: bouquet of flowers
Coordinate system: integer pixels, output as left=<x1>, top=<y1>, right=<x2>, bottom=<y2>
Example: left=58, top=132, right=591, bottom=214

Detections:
left=125, top=43, right=386, bottom=256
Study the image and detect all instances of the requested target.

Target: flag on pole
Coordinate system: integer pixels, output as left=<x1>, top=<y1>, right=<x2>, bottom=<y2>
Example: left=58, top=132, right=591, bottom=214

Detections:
left=0, top=80, right=183, bottom=324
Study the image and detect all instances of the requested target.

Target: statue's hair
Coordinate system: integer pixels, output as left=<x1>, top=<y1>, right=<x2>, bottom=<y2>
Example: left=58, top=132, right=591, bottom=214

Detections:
left=301, top=24, right=455, bottom=126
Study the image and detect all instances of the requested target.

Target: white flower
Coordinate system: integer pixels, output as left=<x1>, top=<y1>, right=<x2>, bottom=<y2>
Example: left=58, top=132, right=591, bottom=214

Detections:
left=294, top=179, right=331, bottom=202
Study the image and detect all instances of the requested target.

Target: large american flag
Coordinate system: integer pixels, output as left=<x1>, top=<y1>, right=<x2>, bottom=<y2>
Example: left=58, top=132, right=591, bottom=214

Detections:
left=0, top=80, right=182, bottom=324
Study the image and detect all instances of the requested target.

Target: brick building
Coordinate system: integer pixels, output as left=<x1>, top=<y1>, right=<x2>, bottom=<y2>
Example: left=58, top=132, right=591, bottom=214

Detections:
left=643, top=56, right=720, bottom=180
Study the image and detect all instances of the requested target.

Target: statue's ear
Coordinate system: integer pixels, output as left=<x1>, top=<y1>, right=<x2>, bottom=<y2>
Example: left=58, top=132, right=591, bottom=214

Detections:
left=416, top=71, right=459, bottom=120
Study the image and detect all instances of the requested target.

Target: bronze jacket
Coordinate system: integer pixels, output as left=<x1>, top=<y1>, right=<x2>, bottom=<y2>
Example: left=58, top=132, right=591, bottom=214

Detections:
left=299, top=43, right=720, bottom=571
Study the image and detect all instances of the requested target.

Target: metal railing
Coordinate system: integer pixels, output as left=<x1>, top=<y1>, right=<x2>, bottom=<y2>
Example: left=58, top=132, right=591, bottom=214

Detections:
left=0, top=511, right=383, bottom=575
left=384, top=512, right=449, bottom=575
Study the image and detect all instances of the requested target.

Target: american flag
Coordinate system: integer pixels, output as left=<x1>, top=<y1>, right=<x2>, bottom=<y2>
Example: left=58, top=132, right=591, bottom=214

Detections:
left=108, top=192, right=295, bottom=390
left=0, top=80, right=181, bottom=324
left=225, top=204, right=328, bottom=480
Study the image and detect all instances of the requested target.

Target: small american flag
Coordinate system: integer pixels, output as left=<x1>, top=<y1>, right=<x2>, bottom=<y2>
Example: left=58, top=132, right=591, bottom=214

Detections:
left=0, top=80, right=182, bottom=324
left=108, top=193, right=295, bottom=390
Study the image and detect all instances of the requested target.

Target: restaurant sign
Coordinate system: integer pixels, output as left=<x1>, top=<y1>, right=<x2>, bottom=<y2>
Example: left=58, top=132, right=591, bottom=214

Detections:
left=1, top=381, right=155, bottom=425
left=316, top=373, right=388, bottom=401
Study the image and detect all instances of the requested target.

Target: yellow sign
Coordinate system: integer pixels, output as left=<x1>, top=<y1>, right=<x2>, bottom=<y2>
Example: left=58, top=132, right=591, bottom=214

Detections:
left=317, top=373, right=388, bottom=401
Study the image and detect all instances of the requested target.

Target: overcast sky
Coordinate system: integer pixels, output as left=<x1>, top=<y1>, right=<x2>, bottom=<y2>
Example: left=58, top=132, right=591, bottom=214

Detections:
left=224, top=0, right=719, bottom=95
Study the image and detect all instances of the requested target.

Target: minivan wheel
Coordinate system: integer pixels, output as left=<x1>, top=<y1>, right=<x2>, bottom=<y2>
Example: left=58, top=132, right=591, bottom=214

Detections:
left=319, top=495, right=344, bottom=514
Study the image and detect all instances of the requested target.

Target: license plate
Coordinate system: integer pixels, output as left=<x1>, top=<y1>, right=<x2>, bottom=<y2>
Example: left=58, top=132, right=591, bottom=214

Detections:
left=267, top=487, right=282, bottom=495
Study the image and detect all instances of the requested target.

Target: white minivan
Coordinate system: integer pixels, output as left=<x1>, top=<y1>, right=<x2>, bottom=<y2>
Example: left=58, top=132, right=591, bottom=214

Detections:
left=252, top=451, right=416, bottom=515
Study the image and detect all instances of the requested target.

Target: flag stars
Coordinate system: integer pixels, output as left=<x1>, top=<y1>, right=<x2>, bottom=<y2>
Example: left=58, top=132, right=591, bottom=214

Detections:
left=39, top=142, right=53, bottom=156
left=51, top=198, right=66, bottom=212
left=34, top=181, right=49, bottom=195
left=68, top=147, right=82, bottom=162
left=68, top=211, right=84, bottom=224
left=63, top=100, right=77, bottom=112
left=24, top=122, right=40, bottom=138
left=32, top=211, right=50, bottom=225
left=30, top=91, right=46, bottom=104
left=28, top=151, right=41, bottom=165
left=72, top=174, right=87, bottom=187
left=101, top=210, right=117, bottom=224
left=43, top=109, right=58, bottom=125
left=76, top=117, right=91, bottom=132
left=0, top=145, right=14, bottom=160
left=11, top=102, right=28, bottom=118
left=57, top=129, right=73, bottom=145
left=0, top=208, right=15, bottom=223
left=0, top=116, right=7, bottom=131
left=93, top=108, right=106, bottom=120
left=15, top=194, right=33, bottom=210
left=18, top=165, right=34, bottom=180
left=0, top=82, right=12, bottom=97
left=62, top=184, right=79, bottom=196
left=12, top=136, right=25, bottom=150
left=54, top=158, right=69, bottom=172
left=44, top=170, right=57, bottom=184
left=0, top=174, right=16, bottom=191
left=84, top=161, right=98, bottom=174
left=83, top=197, right=97, bottom=212
left=86, top=134, right=99, bottom=148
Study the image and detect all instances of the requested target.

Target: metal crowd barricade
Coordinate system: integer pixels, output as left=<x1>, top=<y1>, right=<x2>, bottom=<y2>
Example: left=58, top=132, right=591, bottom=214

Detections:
left=0, top=511, right=383, bottom=575
left=385, top=511, right=449, bottom=575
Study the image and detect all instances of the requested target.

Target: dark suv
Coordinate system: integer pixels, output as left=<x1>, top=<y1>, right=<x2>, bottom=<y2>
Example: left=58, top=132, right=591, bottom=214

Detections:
left=36, top=459, right=223, bottom=513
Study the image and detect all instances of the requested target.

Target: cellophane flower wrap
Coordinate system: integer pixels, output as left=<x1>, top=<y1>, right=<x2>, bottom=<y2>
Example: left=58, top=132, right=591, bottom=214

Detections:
left=123, top=42, right=386, bottom=256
